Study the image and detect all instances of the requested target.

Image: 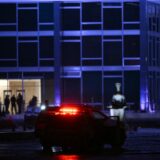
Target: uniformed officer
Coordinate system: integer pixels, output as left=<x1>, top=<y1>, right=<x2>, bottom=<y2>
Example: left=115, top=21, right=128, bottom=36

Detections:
left=110, top=82, right=127, bottom=121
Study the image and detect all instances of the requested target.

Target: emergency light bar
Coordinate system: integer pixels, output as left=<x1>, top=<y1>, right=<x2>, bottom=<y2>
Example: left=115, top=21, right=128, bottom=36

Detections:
left=55, top=106, right=79, bottom=115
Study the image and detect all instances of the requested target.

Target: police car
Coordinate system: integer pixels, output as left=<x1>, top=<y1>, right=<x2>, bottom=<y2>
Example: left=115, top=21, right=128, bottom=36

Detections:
left=35, top=104, right=126, bottom=152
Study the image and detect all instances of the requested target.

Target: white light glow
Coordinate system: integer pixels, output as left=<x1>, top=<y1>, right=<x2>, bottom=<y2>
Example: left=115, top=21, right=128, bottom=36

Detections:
left=40, top=105, right=46, bottom=110
left=0, top=80, right=7, bottom=86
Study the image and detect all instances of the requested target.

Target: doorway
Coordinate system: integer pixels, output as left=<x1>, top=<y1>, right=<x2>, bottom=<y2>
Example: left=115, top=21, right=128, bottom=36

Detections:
left=0, top=79, right=41, bottom=112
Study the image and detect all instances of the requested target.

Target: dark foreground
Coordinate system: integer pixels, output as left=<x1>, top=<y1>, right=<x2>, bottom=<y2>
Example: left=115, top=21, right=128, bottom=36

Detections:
left=0, top=128, right=160, bottom=160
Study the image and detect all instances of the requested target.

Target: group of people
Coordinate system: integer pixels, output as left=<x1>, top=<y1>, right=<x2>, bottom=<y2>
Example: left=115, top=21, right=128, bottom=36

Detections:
left=0, top=93, right=23, bottom=115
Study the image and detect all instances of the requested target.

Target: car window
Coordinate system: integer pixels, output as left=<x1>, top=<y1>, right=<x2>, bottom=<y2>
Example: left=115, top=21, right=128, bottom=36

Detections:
left=92, top=111, right=105, bottom=119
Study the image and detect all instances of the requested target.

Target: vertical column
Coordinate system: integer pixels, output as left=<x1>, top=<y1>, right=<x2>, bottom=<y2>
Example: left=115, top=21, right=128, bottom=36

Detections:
left=54, top=2, right=61, bottom=106
left=22, top=72, right=24, bottom=112
left=140, top=0, right=148, bottom=111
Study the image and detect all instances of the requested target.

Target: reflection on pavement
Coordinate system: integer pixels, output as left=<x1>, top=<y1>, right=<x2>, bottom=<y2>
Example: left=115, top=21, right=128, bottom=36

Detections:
left=52, top=155, right=80, bottom=160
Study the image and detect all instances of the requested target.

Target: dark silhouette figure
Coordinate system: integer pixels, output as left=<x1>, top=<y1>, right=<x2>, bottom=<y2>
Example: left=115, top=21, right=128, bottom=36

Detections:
left=29, top=96, right=38, bottom=108
left=44, top=99, right=49, bottom=107
left=11, top=95, right=17, bottom=115
left=4, top=95, right=10, bottom=114
left=17, top=93, right=23, bottom=114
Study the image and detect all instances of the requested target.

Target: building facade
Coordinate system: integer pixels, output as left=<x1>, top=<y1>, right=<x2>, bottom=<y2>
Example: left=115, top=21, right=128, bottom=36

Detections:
left=0, top=0, right=159, bottom=112
left=147, top=0, right=160, bottom=111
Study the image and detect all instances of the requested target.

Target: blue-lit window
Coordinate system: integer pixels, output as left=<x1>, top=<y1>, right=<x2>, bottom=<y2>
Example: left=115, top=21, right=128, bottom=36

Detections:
left=103, top=8, right=122, bottom=30
left=82, top=24, right=101, bottom=30
left=18, top=43, right=38, bottom=66
left=61, top=3, right=80, bottom=7
left=0, top=26, right=16, bottom=31
left=39, top=3, right=54, bottom=22
left=40, top=60, right=54, bottom=67
left=39, top=25, right=54, bottom=31
left=149, top=37, right=152, bottom=66
left=103, top=2, right=121, bottom=6
left=83, top=72, right=102, bottom=103
left=40, top=37, right=54, bottom=58
left=82, top=60, right=102, bottom=66
left=62, top=78, right=81, bottom=103
left=82, top=36, right=102, bottom=58
left=124, top=2, right=139, bottom=22
left=124, top=36, right=140, bottom=57
left=0, top=37, right=16, bottom=59
left=124, top=71, right=140, bottom=105
left=0, top=61, right=16, bottom=67
left=62, top=42, right=80, bottom=66
left=82, top=2, right=101, bottom=22
left=18, top=10, right=37, bottom=31
left=124, top=24, right=140, bottom=29
left=62, top=9, right=80, bottom=30
left=103, top=41, right=122, bottom=65
left=0, top=4, right=16, bottom=23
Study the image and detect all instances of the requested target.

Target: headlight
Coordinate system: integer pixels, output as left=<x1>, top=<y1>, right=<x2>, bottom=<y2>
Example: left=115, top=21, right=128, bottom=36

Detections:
left=40, top=104, right=46, bottom=110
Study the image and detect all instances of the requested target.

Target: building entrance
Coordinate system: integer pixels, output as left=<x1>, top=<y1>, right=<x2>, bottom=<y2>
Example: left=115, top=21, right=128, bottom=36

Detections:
left=0, top=79, right=41, bottom=113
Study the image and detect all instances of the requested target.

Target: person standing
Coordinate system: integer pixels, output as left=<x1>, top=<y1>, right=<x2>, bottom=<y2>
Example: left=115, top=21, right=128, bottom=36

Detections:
left=17, top=93, right=23, bottom=114
left=4, top=95, right=10, bottom=114
left=11, top=95, right=17, bottom=115
left=110, top=82, right=127, bottom=122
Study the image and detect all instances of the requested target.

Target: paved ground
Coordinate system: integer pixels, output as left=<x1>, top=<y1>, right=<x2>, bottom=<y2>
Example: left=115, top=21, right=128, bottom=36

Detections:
left=1, top=128, right=160, bottom=160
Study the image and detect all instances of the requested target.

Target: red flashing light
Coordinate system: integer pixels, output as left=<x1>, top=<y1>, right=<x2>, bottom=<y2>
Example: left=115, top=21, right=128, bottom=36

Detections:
left=55, top=106, right=79, bottom=116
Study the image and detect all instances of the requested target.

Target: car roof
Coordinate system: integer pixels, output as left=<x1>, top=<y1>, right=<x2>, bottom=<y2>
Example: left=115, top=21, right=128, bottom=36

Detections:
left=46, top=104, right=101, bottom=112
left=44, top=104, right=107, bottom=117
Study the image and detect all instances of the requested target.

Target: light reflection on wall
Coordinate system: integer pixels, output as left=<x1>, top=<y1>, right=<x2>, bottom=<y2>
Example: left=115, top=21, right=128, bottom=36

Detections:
left=140, top=96, right=146, bottom=111
left=0, top=80, right=8, bottom=102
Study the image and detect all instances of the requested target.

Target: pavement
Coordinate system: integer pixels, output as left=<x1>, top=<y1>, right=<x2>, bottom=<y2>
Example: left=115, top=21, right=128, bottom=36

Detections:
left=0, top=110, right=160, bottom=140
